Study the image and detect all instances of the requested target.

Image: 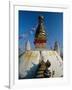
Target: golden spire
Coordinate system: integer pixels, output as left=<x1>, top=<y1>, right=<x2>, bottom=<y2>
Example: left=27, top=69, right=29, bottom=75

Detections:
left=34, top=16, right=47, bottom=48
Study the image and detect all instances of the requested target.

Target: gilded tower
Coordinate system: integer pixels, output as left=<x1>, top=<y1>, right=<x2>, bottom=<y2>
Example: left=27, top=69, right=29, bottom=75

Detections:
left=34, top=16, right=47, bottom=48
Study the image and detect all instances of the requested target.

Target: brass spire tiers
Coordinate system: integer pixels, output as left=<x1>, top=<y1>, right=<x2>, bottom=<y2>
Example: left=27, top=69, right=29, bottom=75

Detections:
left=34, top=16, right=47, bottom=48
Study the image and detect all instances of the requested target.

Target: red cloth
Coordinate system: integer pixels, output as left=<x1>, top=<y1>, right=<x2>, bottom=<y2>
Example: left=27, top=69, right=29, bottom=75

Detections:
left=34, top=39, right=46, bottom=44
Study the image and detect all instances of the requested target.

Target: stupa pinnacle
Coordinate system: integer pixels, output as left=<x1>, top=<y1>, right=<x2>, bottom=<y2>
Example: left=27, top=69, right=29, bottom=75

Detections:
left=25, top=40, right=31, bottom=51
left=34, top=16, right=47, bottom=48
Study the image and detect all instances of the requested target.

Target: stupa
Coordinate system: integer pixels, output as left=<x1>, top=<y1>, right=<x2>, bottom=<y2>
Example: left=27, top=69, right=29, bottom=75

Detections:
left=25, top=40, right=31, bottom=51
left=54, top=41, right=60, bottom=55
left=19, top=16, right=63, bottom=79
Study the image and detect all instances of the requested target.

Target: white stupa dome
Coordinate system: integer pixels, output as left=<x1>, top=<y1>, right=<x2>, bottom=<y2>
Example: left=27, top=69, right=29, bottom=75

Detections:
left=19, top=50, right=63, bottom=79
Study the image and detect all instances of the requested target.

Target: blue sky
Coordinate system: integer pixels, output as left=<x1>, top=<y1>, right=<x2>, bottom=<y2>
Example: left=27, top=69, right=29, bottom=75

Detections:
left=19, top=10, right=63, bottom=53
